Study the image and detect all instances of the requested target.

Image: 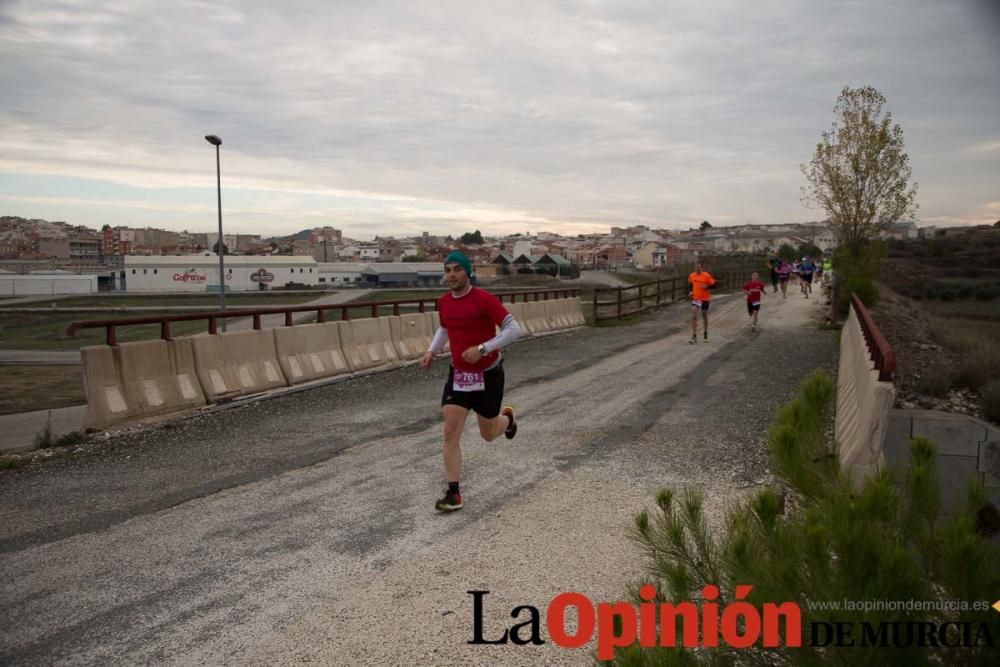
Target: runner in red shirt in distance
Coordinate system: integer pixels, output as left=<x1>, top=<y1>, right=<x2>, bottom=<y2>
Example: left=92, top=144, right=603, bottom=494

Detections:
left=743, top=271, right=766, bottom=332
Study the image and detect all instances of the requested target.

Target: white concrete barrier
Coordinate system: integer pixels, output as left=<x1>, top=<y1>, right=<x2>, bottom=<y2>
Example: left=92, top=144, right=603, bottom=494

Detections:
left=339, top=317, right=400, bottom=372
left=389, top=313, right=434, bottom=361
left=504, top=302, right=526, bottom=334
left=81, top=338, right=206, bottom=430
left=566, top=297, right=586, bottom=326
left=544, top=299, right=572, bottom=330
left=522, top=300, right=551, bottom=334
left=273, top=322, right=351, bottom=385
left=835, top=305, right=896, bottom=488
left=191, top=329, right=287, bottom=401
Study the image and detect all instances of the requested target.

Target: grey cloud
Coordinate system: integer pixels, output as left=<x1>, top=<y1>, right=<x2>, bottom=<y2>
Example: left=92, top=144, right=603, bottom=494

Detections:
left=1, top=0, right=998, bottom=235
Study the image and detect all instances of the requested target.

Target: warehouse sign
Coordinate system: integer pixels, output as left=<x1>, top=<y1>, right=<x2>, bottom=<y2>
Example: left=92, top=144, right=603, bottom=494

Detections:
left=250, top=269, right=275, bottom=283
left=173, top=269, right=207, bottom=283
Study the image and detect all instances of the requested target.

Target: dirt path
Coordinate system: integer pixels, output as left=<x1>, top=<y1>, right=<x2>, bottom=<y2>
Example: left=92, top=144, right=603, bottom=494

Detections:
left=0, top=291, right=835, bottom=665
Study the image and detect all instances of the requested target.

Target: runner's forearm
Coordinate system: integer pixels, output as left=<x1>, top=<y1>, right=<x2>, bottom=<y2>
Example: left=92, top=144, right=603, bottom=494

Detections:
left=428, top=326, right=448, bottom=354
left=482, top=314, right=522, bottom=353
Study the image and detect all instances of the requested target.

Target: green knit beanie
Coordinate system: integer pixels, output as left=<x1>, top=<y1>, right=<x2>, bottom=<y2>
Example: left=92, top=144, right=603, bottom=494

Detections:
left=443, top=251, right=473, bottom=276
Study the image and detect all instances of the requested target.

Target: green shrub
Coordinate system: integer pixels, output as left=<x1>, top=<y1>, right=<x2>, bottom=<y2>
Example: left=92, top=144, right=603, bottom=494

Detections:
left=836, top=274, right=880, bottom=316
left=952, top=340, right=1000, bottom=390
left=831, top=244, right=887, bottom=315
left=940, top=289, right=956, bottom=302
left=958, top=284, right=975, bottom=299
left=32, top=425, right=86, bottom=450
left=924, top=286, right=938, bottom=300
left=927, top=239, right=949, bottom=257
left=981, top=380, right=1000, bottom=424
left=975, top=286, right=999, bottom=301
left=916, top=363, right=952, bottom=397
left=614, top=371, right=1000, bottom=665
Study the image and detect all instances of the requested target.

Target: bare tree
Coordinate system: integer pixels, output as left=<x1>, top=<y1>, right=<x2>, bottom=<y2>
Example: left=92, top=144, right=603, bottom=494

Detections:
left=801, top=85, right=918, bottom=258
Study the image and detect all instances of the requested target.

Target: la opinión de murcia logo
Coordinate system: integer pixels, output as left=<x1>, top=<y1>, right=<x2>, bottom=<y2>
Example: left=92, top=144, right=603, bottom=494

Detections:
left=468, top=589, right=997, bottom=658
left=470, top=586, right=800, bottom=659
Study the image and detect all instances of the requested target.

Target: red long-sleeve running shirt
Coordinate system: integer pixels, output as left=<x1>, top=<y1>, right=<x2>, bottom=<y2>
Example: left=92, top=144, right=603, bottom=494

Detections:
left=436, top=287, right=510, bottom=373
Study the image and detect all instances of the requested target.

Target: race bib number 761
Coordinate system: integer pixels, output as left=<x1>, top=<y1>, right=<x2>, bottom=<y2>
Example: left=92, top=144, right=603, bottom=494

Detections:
left=453, top=370, right=485, bottom=392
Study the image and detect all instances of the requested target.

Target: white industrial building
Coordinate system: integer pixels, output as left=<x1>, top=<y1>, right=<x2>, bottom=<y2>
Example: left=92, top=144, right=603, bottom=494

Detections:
left=358, top=262, right=445, bottom=287
left=315, top=262, right=446, bottom=287
left=316, top=262, right=368, bottom=286
left=123, top=256, right=320, bottom=292
left=0, top=272, right=100, bottom=295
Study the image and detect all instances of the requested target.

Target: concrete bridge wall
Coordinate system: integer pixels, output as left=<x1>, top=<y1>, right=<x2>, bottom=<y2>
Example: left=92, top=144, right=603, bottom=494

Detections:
left=835, top=303, right=897, bottom=488
left=79, top=298, right=585, bottom=431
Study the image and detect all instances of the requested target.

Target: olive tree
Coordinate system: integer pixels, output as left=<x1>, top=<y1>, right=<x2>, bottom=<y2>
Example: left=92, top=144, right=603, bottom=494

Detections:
left=801, top=86, right=918, bottom=259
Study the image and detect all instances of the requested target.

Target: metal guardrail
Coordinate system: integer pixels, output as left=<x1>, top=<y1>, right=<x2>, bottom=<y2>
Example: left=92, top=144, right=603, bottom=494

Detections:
left=66, top=288, right=580, bottom=346
left=851, top=293, right=896, bottom=381
left=591, top=271, right=744, bottom=322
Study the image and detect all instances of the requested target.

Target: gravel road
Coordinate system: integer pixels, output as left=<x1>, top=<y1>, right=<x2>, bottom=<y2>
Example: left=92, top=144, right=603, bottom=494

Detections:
left=0, top=290, right=837, bottom=665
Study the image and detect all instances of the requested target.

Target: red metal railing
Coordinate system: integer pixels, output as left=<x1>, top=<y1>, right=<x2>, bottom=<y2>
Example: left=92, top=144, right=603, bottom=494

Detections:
left=851, top=293, right=896, bottom=381
left=66, top=288, right=580, bottom=346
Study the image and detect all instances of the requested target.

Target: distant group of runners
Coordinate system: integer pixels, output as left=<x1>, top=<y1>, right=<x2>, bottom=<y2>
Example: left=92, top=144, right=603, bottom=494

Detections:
left=688, top=254, right=831, bottom=340
left=767, top=255, right=826, bottom=299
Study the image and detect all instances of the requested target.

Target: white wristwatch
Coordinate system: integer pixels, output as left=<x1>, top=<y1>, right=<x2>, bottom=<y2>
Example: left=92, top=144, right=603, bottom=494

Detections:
left=478, top=344, right=488, bottom=356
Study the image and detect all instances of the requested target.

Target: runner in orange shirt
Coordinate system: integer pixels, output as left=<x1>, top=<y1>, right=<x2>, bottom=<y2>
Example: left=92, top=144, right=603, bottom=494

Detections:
left=687, top=261, right=716, bottom=343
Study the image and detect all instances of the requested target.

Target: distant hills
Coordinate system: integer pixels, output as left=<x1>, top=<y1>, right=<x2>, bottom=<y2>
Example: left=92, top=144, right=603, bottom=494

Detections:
left=282, top=229, right=313, bottom=242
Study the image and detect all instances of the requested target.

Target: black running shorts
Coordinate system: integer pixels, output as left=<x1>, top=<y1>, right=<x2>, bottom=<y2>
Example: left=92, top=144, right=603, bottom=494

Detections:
left=747, top=302, right=761, bottom=314
left=800, top=272, right=813, bottom=284
left=442, top=364, right=505, bottom=418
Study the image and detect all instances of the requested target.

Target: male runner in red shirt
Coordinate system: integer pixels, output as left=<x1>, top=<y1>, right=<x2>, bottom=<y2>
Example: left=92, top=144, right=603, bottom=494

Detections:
left=743, top=271, right=766, bottom=332
left=421, top=251, right=522, bottom=512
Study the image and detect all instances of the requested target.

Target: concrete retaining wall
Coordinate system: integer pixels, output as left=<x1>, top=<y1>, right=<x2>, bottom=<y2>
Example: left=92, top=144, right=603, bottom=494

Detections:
left=273, top=322, right=351, bottom=385
left=520, top=301, right=550, bottom=335
left=388, top=313, right=433, bottom=361
left=835, top=304, right=897, bottom=488
left=339, top=318, right=400, bottom=372
left=79, top=297, right=586, bottom=430
left=566, top=297, right=585, bottom=326
left=191, top=330, right=287, bottom=401
left=544, top=299, right=571, bottom=330
left=885, top=409, right=999, bottom=515
left=81, top=339, right=205, bottom=430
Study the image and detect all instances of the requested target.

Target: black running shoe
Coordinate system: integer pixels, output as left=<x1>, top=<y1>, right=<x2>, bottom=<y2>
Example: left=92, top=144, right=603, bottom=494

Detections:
left=502, top=405, right=517, bottom=440
left=435, top=490, right=463, bottom=512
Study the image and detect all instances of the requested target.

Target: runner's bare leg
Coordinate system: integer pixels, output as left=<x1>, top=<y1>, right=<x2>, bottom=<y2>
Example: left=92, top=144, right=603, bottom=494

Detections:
left=477, top=413, right=509, bottom=442
left=442, top=404, right=469, bottom=482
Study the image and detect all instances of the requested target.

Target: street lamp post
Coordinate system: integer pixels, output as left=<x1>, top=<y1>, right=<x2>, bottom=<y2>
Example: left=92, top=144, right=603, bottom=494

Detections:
left=204, top=134, right=225, bottom=331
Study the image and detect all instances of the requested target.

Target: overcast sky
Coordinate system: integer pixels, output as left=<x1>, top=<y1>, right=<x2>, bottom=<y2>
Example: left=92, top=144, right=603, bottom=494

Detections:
left=1, top=0, right=997, bottom=240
